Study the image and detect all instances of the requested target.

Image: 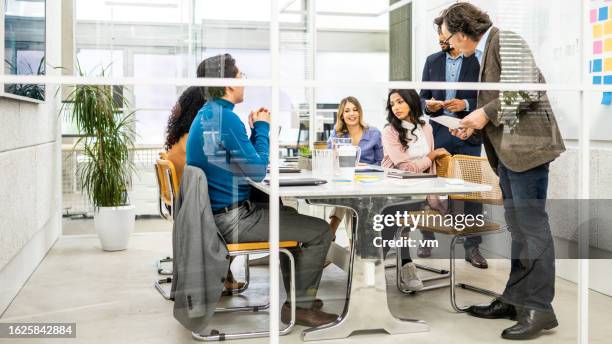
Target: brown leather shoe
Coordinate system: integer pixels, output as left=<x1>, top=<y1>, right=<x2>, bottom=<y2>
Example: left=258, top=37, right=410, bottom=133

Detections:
left=281, top=303, right=338, bottom=327
left=221, top=269, right=246, bottom=295
left=312, top=298, right=324, bottom=310
left=465, top=247, right=488, bottom=269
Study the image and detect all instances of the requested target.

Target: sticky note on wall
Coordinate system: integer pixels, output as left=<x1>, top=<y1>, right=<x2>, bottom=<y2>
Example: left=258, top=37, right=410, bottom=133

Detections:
left=591, top=9, right=598, bottom=23
left=606, top=21, right=612, bottom=35
left=595, top=40, right=603, bottom=54
left=600, top=6, right=609, bottom=21
left=594, top=76, right=602, bottom=84
left=593, top=59, right=603, bottom=72
left=594, top=24, right=603, bottom=38
left=602, top=92, right=612, bottom=106
left=606, top=38, right=612, bottom=52
left=606, top=58, right=612, bottom=71
left=605, top=75, right=612, bottom=85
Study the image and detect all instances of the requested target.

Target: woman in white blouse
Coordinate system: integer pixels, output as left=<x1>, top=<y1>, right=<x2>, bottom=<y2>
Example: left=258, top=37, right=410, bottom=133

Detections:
left=381, top=89, right=449, bottom=291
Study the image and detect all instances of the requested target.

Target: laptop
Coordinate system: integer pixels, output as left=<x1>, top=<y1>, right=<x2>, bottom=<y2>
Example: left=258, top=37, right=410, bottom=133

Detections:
left=267, top=166, right=301, bottom=173
left=264, top=178, right=327, bottom=187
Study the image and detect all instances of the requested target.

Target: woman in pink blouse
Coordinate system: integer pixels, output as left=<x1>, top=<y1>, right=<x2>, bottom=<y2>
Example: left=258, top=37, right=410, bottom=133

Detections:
left=381, top=89, right=449, bottom=291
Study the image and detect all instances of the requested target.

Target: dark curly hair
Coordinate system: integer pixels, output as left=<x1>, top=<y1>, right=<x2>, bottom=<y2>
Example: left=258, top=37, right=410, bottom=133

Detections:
left=164, top=86, right=206, bottom=150
left=386, top=89, right=426, bottom=151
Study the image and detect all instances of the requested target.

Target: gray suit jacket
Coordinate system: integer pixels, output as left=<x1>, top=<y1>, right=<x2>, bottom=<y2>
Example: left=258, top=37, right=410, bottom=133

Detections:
left=478, top=26, right=565, bottom=173
left=171, top=165, right=229, bottom=333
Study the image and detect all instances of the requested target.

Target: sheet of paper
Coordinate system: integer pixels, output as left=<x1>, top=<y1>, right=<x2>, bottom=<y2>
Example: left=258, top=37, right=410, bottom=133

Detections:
left=430, top=115, right=462, bottom=130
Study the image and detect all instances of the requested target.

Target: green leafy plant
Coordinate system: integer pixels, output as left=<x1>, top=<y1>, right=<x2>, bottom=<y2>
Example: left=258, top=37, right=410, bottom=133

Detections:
left=298, top=146, right=311, bottom=158
left=61, top=62, right=136, bottom=207
left=4, top=56, right=45, bottom=101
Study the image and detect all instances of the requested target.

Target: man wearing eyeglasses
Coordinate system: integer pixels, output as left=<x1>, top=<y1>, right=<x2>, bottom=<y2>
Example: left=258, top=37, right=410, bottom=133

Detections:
left=440, top=2, right=566, bottom=340
left=418, top=16, right=486, bottom=269
left=187, top=54, right=338, bottom=327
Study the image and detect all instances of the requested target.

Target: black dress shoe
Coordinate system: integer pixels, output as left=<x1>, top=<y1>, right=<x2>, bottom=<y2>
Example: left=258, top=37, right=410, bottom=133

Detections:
left=501, top=308, right=558, bottom=340
left=467, top=298, right=517, bottom=320
left=465, top=247, right=488, bottom=269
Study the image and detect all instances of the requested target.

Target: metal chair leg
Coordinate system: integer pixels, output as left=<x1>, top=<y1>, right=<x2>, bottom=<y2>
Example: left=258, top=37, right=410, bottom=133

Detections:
left=394, top=231, right=501, bottom=303
left=449, top=236, right=501, bottom=312
left=192, top=248, right=296, bottom=341
left=157, top=256, right=173, bottom=275
left=154, top=277, right=173, bottom=301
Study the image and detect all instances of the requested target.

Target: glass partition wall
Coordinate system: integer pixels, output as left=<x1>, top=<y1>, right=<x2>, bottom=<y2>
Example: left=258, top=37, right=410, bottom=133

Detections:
left=3, top=0, right=609, bottom=343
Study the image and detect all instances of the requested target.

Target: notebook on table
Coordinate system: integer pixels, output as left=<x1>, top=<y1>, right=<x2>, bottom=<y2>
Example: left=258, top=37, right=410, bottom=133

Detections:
left=386, top=171, right=436, bottom=179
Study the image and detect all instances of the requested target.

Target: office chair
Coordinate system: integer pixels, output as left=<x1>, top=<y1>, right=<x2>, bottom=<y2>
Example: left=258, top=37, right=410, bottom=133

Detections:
left=153, top=157, right=249, bottom=300
left=395, top=154, right=505, bottom=312
left=192, top=241, right=298, bottom=341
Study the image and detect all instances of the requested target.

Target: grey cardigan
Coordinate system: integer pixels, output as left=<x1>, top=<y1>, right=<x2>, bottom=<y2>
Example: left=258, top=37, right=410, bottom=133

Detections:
left=171, top=165, right=230, bottom=333
left=478, top=26, right=565, bottom=173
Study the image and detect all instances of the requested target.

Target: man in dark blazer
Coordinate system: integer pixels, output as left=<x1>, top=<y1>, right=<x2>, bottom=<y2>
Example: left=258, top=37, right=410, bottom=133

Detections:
left=419, top=18, right=487, bottom=269
left=441, top=2, right=566, bottom=340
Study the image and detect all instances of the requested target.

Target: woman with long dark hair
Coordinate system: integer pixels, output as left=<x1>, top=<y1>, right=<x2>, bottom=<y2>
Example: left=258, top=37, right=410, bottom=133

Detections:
left=381, top=89, right=449, bottom=291
left=165, top=86, right=207, bottom=183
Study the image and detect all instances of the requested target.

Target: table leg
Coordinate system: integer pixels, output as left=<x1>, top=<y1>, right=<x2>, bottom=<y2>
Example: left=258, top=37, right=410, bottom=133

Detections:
left=302, top=197, right=429, bottom=341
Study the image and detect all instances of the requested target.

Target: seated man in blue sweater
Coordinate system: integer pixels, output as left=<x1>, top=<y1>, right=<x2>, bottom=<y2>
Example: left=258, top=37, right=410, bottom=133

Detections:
left=186, top=54, right=337, bottom=327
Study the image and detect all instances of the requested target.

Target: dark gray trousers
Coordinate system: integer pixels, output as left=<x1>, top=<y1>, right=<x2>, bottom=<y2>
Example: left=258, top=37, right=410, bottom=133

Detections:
left=214, top=201, right=332, bottom=308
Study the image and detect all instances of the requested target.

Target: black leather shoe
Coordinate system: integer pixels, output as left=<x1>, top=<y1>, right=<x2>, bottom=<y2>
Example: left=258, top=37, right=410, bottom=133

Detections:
left=501, top=308, right=558, bottom=340
left=467, top=299, right=517, bottom=320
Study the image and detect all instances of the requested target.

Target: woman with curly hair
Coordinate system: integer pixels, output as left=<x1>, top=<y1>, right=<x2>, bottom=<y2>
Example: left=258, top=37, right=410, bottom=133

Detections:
left=165, top=86, right=206, bottom=183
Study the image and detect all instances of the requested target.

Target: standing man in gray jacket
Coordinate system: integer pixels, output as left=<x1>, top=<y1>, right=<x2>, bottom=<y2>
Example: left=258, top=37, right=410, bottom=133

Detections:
left=440, top=2, right=566, bottom=340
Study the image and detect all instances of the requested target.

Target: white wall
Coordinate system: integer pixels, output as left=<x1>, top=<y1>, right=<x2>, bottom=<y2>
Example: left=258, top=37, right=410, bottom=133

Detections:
left=0, top=1, right=62, bottom=315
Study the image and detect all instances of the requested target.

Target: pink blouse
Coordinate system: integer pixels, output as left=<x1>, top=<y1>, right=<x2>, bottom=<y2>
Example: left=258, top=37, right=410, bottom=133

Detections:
left=381, top=122, right=446, bottom=213
left=381, top=123, right=436, bottom=175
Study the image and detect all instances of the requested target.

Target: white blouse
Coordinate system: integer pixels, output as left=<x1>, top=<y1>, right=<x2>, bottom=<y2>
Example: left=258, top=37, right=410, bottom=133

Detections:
left=401, top=121, right=429, bottom=161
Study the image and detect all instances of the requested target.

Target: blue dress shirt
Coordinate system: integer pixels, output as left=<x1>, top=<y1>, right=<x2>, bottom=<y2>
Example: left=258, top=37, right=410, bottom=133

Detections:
left=444, top=53, right=465, bottom=115
left=326, top=126, right=384, bottom=166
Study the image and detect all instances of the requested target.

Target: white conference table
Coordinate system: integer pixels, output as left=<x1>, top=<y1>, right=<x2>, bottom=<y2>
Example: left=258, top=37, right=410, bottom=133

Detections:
left=249, top=169, right=491, bottom=341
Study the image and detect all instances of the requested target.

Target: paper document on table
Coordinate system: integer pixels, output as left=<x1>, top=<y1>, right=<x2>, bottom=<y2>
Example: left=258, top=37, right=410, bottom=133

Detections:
left=430, top=115, right=461, bottom=130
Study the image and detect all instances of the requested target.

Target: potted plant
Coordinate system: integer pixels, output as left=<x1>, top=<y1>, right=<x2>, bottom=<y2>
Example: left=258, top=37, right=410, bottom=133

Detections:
left=298, top=146, right=312, bottom=170
left=62, top=66, right=136, bottom=251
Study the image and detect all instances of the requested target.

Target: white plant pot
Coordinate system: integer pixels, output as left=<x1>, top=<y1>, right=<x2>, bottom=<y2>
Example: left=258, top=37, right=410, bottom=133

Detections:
left=94, top=205, right=135, bottom=251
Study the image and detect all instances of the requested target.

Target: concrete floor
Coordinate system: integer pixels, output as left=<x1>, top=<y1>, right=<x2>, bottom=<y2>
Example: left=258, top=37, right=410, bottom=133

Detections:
left=61, top=217, right=172, bottom=236
left=1, top=226, right=611, bottom=344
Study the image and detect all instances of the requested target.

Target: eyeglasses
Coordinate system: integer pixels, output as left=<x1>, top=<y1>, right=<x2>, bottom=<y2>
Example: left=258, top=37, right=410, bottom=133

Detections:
left=442, top=33, right=455, bottom=46
left=238, top=72, right=247, bottom=79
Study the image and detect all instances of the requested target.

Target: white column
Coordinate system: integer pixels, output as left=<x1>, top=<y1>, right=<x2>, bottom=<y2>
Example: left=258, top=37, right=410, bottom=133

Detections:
left=269, top=0, right=281, bottom=343
left=578, top=1, right=590, bottom=343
